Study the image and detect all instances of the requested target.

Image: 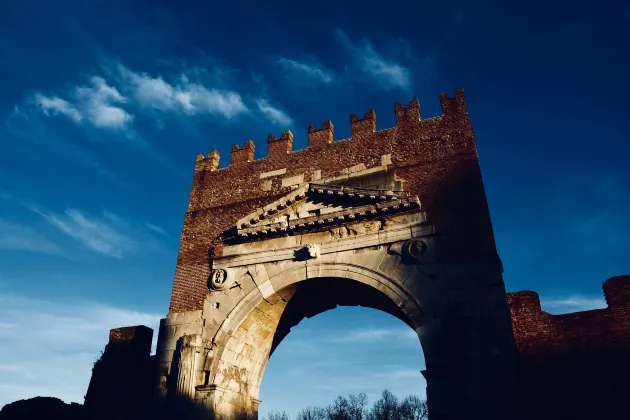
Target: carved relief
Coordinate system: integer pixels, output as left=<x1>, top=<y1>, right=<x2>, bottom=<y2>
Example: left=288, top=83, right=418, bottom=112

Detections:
left=403, top=239, right=428, bottom=261
left=209, top=269, right=233, bottom=291
left=390, top=239, right=430, bottom=263
left=306, top=244, right=320, bottom=258
left=232, top=183, right=421, bottom=242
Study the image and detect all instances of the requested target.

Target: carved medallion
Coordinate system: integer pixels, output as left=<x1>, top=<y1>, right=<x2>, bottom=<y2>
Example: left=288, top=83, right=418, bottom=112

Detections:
left=402, top=239, right=428, bottom=262
left=209, top=269, right=232, bottom=291
left=389, top=239, right=430, bottom=263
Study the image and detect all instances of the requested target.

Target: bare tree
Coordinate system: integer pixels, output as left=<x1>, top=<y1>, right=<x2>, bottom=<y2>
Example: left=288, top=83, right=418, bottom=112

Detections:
left=265, top=390, right=427, bottom=420
left=347, top=393, right=368, bottom=420
left=327, top=395, right=352, bottom=420
left=398, top=395, right=428, bottom=420
left=264, top=410, right=291, bottom=420
left=368, top=390, right=400, bottom=420
left=296, top=406, right=328, bottom=420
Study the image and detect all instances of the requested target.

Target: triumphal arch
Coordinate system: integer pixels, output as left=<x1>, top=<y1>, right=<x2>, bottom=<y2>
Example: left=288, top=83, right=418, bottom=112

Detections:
left=150, top=89, right=523, bottom=420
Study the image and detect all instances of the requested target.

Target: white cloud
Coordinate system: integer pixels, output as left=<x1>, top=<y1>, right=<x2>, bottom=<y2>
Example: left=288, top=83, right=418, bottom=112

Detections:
left=2, top=194, right=161, bottom=259
left=4, top=107, right=127, bottom=186
left=0, top=219, right=65, bottom=257
left=34, top=94, right=82, bottom=123
left=541, top=295, right=607, bottom=314
left=145, top=222, right=167, bottom=236
left=0, top=293, right=161, bottom=408
left=32, top=76, right=132, bottom=130
left=33, top=208, right=139, bottom=259
left=75, top=76, right=133, bottom=130
left=277, top=58, right=335, bottom=84
left=335, top=29, right=412, bottom=91
left=256, top=98, right=293, bottom=126
left=119, top=66, right=249, bottom=119
left=331, top=328, right=417, bottom=343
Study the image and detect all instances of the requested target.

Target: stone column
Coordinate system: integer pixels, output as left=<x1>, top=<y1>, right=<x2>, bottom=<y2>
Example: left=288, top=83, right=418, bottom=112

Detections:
left=175, top=334, right=202, bottom=399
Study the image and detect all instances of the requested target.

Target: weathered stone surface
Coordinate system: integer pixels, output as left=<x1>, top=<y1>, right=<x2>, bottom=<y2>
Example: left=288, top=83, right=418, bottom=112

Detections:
left=82, top=91, right=630, bottom=420
left=155, top=91, right=524, bottom=420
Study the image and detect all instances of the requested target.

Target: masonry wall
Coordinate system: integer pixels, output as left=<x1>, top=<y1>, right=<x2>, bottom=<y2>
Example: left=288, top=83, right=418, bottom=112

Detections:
left=507, top=276, right=630, bottom=420
left=84, top=326, right=155, bottom=420
left=170, top=89, right=501, bottom=313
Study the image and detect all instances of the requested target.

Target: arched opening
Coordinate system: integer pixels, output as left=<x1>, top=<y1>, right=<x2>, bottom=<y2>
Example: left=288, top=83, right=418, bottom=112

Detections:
left=209, top=274, right=426, bottom=419
left=260, top=301, right=426, bottom=417
left=270, top=277, right=415, bottom=356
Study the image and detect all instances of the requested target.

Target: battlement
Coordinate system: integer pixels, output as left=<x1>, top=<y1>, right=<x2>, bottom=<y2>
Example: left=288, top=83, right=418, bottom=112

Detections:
left=194, top=89, right=469, bottom=172
left=508, top=276, right=630, bottom=419
left=172, top=87, right=487, bottom=314
left=507, top=276, right=630, bottom=356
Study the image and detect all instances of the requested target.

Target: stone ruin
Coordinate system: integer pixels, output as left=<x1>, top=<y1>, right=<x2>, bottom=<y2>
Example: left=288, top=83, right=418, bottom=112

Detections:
left=84, top=89, right=630, bottom=420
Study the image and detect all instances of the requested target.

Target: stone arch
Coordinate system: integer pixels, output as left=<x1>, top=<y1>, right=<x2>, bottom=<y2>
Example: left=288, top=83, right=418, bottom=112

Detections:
left=208, top=261, right=427, bottom=409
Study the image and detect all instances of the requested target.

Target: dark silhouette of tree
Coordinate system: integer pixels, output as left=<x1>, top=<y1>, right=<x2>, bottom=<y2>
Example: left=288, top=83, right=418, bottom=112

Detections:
left=326, top=393, right=368, bottom=420
left=270, top=390, right=427, bottom=420
left=368, top=390, right=400, bottom=420
left=264, top=410, right=291, bottom=420
left=398, top=395, right=428, bottom=420
left=296, top=405, right=328, bottom=420
left=0, top=397, right=83, bottom=420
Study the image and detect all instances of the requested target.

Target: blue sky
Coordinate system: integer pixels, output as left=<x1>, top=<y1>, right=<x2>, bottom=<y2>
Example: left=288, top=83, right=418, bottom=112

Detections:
left=0, top=0, right=629, bottom=416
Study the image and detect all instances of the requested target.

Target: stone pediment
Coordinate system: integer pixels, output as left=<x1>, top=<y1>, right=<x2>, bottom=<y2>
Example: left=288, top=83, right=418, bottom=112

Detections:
left=233, top=183, right=421, bottom=240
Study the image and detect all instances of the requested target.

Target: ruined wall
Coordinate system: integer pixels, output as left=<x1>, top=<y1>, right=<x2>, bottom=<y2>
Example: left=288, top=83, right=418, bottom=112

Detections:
left=84, top=326, right=155, bottom=420
left=170, top=89, right=501, bottom=313
left=507, top=276, right=630, bottom=420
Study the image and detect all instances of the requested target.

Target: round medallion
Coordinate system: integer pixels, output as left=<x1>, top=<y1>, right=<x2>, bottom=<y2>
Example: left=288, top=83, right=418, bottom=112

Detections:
left=209, top=269, right=230, bottom=291
left=403, top=239, right=428, bottom=262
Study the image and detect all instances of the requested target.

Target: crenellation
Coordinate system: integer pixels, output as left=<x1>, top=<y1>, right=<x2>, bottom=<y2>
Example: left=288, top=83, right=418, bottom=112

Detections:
left=440, top=87, right=468, bottom=118
left=350, top=109, right=376, bottom=138
left=307, top=120, right=334, bottom=149
left=603, top=275, right=630, bottom=309
left=193, top=93, right=469, bottom=172
left=206, top=149, right=220, bottom=171
left=394, top=98, right=421, bottom=126
left=230, top=140, right=255, bottom=165
left=267, top=129, right=293, bottom=159
left=195, top=153, right=206, bottom=172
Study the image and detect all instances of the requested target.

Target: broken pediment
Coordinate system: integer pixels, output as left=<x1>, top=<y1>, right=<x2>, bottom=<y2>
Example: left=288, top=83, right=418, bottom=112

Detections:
left=232, top=183, right=421, bottom=241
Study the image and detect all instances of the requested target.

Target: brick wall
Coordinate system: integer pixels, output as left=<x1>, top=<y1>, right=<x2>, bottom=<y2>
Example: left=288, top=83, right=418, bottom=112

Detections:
left=169, top=88, right=501, bottom=313
left=508, top=276, right=630, bottom=419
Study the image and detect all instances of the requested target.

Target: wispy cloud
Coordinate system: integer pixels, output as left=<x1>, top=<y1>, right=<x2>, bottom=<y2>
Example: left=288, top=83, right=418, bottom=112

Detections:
left=34, top=208, right=138, bottom=259
left=335, top=29, right=412, bottom=92
left=330, top=328, right=417, bottom=343
left=0, top=293, right=161, bottom=408
left=277, top=58, right=335, bottom=84
left=34, top=94, right=82, bottom=123
left=145, top=222, right=167, bottom=236
left=4, top=106, right=124, bottom=185
left=256, top=98, right=293, bottom=126
left=313, top=367, right=426, bottom=403
left=1, top=193, right=159, bottom=259
left=75, top=76, right=133, bottom=130
left=32, top=76, right=132, bottom=131
left=497, top=172, right=630, bottom=272
left=0, top=219, right=65, bottom=257
left=118, top=65, right=249, bottom=119
left=541, top=295, right=607, bottom=314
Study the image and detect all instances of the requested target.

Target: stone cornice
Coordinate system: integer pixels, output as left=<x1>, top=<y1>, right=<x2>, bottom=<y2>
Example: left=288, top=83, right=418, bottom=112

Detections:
left=231, top=182, right=421, bottom=242
left=215, top=217, right=434, bottom=269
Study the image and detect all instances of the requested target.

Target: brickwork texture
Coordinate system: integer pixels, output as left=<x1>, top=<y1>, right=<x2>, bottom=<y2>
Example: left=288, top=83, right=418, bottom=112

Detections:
left=170, top=88, right=500, bottom=314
